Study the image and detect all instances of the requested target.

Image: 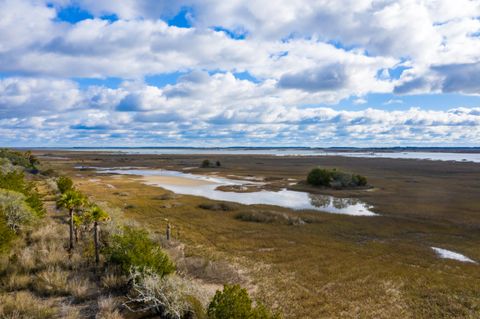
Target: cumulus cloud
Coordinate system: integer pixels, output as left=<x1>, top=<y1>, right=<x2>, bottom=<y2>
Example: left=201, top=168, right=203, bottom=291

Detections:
left=1, top=74, right=479, bottom=146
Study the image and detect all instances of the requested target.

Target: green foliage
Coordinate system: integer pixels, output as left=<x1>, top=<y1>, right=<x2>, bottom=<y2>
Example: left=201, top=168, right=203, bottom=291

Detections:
left=207, top=284, right=278, bottom=319
left=104, top=226, right=175, bottom=277
left=0, top=189, right=36, bottom=233
left=86, top=205, right=109, bottom=222
left=0, top=216, right=15, bottom=253
left=0, top=170, right=45, bottom=217
left=201, top=159, right=211, bottom=168
left=56, top=190, right=86, bottom=212
left=56, top=176, right=74, bottom=194
left=307, top=168, right=332, bottom=186
left=307, top=167, right=368, bottom=188
left=0, top=149, right=38, bottom=170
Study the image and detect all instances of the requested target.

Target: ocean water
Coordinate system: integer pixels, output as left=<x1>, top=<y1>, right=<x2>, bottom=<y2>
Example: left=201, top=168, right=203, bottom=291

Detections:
left=62, top=148, right=480, bottom=163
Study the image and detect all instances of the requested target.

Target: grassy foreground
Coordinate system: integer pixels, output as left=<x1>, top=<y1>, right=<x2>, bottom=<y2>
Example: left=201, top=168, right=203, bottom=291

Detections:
left=0, top=151, right=279, bottom=319
left=24, top=151, right=480, bottom=318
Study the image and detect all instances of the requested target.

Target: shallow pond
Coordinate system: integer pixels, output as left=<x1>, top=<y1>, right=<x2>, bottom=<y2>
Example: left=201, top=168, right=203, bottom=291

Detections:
left=97, top=168, right=376, bottom=216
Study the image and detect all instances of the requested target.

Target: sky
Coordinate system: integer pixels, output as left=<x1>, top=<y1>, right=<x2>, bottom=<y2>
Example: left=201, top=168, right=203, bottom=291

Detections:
left=1, top=0, right=480, bottom=147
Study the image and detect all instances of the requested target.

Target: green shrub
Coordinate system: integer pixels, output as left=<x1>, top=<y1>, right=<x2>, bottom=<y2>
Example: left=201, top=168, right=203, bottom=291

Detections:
left=0, top=189, right=36, bottom=233
left=104, top=226, right=175, bottom=277
left=0, top=149, right=38, bottom=170
left=0, top=170, right=45, bottom=217
left=307, top=168, right=332, bottom=186
left=307, top=168, right=368, bottom=188
left=201, top=160, right=211, bottom=168
left=57, top=176, right=74, bottom=194
left=207, top=284, right=278, bottom=319
left=0, top=217, right=15, bottom=253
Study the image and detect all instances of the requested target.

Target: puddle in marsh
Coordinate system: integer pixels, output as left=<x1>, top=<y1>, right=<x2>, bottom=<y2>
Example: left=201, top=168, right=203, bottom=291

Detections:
left=431, top=247, right=476, bottom=263
left=96, top=168, right=377, bottom=216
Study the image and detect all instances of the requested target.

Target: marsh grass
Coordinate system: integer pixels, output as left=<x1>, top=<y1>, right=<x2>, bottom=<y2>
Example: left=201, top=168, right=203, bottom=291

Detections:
left=63, top=155, right=480, bottom=319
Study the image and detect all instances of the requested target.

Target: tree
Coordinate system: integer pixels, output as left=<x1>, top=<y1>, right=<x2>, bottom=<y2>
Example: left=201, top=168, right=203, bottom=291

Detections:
left=56, top=176, right=73, bottom=194
left=72, top=214, right=83, bottom=243
left=57, top=190, right=86, bottom=251
left=85, top=205, right=110, bottom=266
left=307, top=168, right=332, bottom=186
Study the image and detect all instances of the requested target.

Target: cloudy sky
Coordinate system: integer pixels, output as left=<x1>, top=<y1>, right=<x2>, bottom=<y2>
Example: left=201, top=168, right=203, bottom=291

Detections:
left=1, top=0, right=480, bottom=147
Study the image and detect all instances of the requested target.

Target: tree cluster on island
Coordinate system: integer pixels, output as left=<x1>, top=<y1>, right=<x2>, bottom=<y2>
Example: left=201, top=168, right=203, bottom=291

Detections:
left=307, top=167, right=368, bottom=189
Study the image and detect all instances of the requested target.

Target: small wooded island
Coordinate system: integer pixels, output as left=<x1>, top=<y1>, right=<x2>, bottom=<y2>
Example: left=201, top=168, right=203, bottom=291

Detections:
left=307, top=167, right=368, bottom=189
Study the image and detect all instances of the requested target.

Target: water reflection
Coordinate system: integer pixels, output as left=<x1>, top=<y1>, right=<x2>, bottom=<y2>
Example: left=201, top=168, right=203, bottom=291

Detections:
left=309, top=194, right=374, bottom=215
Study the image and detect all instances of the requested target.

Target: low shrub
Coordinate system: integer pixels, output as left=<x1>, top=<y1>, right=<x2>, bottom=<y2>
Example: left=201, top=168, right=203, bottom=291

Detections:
left=104, top=226, right=175, bottom=277
left=0, top=149, right=38, bottom=170
left=198, top=202, right=236, bottom=211
left=124, top=268, right=204, bottom=318
left=201, top=160, right=211, bottom=168
left=0, top=189, right=37, bottom=233
left=207, top=284, right=278, bottom=319
left=0, top=170, right=45, bottom=217
left=234, top=211, right=304, bottom=225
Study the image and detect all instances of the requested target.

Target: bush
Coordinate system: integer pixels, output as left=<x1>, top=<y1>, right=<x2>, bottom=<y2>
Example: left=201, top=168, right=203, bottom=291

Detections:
left=104, top=226, right=175, bottom=277
left=57, top=176, right=74, bottom=194
left=0, top=170, right=45, bottom=217
left=0, top=149, right=39, bottom=170
left=207, top=284, right=278, bottom=319
left=307, top=168, right=368, bottom=188
left=198, top=202, right=236, bottom=211
left=0, top=189, right=36, bottom=233
left=307, top=168, right=332, bottom=186
left=125, top=268, right=206, bottom=318
left=201, top=160, right=211, bottom=168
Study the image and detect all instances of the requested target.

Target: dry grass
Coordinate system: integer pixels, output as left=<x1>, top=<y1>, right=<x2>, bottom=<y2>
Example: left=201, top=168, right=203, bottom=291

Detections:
left=0, top=291, right=57, bottom=319
left=32, top=266, right=69, bottom=296
left=96, top=296, right=124, bottom=319
left=1, top=272, right=31, bottom=291
left=59, top=305, right=82, bottom=319
left=101, top=272, right=128, bottom=292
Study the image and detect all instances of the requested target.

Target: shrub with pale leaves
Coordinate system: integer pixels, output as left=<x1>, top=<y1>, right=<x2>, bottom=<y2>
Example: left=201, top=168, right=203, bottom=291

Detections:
left=124, top=267, right=206, bottom=319
left=0, top=189, right=36, bottom=233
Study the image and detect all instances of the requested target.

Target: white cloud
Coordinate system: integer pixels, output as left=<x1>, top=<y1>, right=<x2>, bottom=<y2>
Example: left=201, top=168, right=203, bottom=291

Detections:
left=1, top=74, right=479, bottom=146
left=1, top=0, right=480, bottom=146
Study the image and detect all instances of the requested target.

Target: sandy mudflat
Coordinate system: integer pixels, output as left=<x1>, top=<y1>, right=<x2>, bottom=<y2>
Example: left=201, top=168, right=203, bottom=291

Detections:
left=140, top=175, right=215, bottom=186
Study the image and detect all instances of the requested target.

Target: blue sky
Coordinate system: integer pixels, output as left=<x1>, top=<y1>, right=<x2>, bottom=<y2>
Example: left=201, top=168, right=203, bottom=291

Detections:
left=1, top=0, right=480, bottom=147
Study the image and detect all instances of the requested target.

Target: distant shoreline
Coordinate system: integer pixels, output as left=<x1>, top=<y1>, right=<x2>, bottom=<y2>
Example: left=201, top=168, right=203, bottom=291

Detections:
left=9, top=146, right=480, bottom=154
